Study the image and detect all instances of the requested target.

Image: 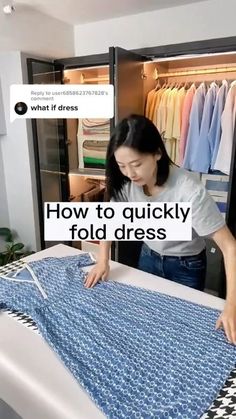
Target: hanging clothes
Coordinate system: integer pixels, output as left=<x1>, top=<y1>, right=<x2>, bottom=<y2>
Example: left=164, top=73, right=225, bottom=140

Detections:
left=146, top=84, right=191, bottom=164
left=164, top=87, right=179, bottom=161
left=1, top=254, right=236, bottom=419
left=172, top=87, right=187, bottom=141
left=145, top=83, right=195, bottom=165
left=214, top=81, right=236, bottom=175
left=208, top=80, right=228, bottom=170
left=182, top=83, right=206, bottom=171
left=179, top=84, right=196, bottom=165
left=172, top=86, right=187, bottom=164
left=165, top=87, right=178, bottom=139
left=156, top=87, right=172, bottom=136
left=190, top=82, right=219, bottom=173
left=145, top=77, right=236, bottom=172
left=145, top=88, right=157, bottom=120
left=152, top=87, right=165, bottom=126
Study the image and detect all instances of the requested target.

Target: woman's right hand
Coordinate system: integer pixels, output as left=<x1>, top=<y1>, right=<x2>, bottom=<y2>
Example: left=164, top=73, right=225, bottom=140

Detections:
left=84, top=260, right=110, bottom=288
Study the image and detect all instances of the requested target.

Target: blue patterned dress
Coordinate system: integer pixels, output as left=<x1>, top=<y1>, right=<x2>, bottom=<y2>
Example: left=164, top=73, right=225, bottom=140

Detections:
left=0, top=254, right=235, bottom=419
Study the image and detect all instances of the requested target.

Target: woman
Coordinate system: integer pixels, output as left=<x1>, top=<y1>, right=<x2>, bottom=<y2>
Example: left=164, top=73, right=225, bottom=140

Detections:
left=85, top=114, right=236, bottom=344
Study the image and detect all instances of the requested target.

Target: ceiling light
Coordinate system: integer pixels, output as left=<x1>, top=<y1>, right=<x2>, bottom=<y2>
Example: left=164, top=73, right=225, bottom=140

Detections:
left=3, top=4, right=15, bottom=14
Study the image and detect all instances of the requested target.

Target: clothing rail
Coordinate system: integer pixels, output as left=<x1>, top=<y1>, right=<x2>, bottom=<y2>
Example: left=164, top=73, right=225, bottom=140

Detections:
left=154, top=66, right=236, bottom=79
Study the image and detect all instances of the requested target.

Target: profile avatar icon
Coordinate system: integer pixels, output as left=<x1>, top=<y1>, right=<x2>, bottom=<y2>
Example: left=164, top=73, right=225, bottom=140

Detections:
left=14, top=102, right=28, bottom=115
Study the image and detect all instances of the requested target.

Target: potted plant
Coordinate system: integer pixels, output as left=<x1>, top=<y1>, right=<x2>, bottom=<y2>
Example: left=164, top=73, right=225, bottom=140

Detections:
left=0, top=227, right=32, bottom=266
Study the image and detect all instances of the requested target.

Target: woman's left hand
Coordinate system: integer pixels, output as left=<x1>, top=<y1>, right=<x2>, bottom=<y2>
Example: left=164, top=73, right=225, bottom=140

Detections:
left=216, top=302, right=236, bottom=345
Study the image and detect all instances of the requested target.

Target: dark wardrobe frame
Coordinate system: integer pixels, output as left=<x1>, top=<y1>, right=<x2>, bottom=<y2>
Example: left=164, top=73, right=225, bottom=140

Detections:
left=28, top=36, right=236, bottom=298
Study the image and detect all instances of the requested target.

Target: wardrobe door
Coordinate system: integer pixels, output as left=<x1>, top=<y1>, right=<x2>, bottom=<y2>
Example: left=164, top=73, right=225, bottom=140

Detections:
left=109, top=47, right=147, bottom=267
left=109, top=47, right=146, bottom=123
left=27, top=59, right=69, bottom=249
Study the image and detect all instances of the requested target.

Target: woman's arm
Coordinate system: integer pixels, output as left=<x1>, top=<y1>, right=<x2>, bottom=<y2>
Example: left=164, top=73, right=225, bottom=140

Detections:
left=84, top=241, right=112, bottom=288
left=98, top=240, right=112, bottom=263
left=211, top=225, right=236, bottom=344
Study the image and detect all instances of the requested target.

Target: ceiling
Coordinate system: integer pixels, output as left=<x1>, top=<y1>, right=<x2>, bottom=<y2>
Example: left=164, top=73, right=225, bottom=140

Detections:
left=13, top=0, right=209, bottom=25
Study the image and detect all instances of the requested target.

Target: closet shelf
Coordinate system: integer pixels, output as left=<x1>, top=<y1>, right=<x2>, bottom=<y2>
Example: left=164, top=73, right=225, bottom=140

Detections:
left=40, top=168, right=67, bottom=175
left=154, top=66, right=236, bottom=79
left=78, top=133, right=109, bottom=139
left=80, top=74, right=109, bottom=83
left=69, top=168, right=105, bottom=179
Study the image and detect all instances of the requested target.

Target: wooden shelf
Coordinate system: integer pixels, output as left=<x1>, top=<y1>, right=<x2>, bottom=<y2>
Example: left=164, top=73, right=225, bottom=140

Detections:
left=69, top=168, right=105, bottom=179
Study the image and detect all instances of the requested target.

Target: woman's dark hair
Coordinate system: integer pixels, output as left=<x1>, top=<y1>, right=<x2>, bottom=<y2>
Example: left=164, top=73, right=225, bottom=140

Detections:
left=106, top=114, right=173, bottom=199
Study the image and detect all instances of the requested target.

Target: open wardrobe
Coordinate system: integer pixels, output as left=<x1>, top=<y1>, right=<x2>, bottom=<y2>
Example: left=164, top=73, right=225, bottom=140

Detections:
left=27, top=36, right=236, bottom=298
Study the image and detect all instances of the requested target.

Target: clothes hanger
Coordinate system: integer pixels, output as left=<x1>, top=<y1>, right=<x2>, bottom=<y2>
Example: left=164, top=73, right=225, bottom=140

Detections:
left=172, top=82, right=177, bottom=89
left=154, top=79, right=161, bottom=91
left=176, top=81, right=182, bottom=88
left=162, top=78, right=168, bottom=89
left=183, top=79, right=188, bottom=89
left=167, top=81, right=175, bottom=89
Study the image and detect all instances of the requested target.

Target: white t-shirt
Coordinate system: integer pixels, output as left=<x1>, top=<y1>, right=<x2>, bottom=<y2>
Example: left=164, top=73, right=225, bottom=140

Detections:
left=111, top=166, right=225, bottom=256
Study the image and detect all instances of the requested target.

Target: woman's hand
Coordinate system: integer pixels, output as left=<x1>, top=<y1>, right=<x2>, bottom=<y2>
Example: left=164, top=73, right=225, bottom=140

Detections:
left=216, top=302, right=236, bottom=345
left=84, top=261, right=110, bottom=288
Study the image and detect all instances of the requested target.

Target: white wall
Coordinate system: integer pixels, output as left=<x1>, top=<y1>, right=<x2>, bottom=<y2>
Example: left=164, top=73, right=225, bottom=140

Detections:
left=0, top=8, right=75, bottom=252
left=74, top=0, right=236, bottom=56
left=0, top=144, right=9, bottom=244
left=0, top=76, right=9, bottom=231
left=0, top=147, right=9, bottom=226
left=0, top=52, right=40, bottom=251
left=0, top=150, right=10, bottom=252
left=0, top=8, right=74, bottom=59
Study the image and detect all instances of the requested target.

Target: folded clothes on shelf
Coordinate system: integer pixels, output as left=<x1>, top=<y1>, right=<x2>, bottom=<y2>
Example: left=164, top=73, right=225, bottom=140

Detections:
left=82, top=118, right=110, bottom=135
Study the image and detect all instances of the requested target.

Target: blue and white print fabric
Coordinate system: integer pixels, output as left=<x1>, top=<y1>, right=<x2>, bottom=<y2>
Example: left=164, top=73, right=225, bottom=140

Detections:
left=0, top=254, right=235, bottom=419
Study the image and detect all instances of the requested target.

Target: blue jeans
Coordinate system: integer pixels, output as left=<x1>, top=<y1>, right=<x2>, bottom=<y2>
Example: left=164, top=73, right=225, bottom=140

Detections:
left=138, top=243, right=206, bottom=291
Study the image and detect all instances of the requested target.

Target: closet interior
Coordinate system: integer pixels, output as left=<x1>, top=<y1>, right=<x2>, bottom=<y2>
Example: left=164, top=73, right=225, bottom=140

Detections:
left=143, top=52, right=236, bottom=294
left=143, top=53, right=236, bottom=215
left=29, top=68, right=67, bottom=208
left=143, top=53, right=236, bottom=172
left=62, top=51, right=236, bottom=290
left=63, top=65, right=110, bottom=251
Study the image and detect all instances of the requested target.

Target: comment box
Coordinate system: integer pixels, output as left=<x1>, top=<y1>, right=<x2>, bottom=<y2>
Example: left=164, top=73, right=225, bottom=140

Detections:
left=10, top=84, right=114, bottom=121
